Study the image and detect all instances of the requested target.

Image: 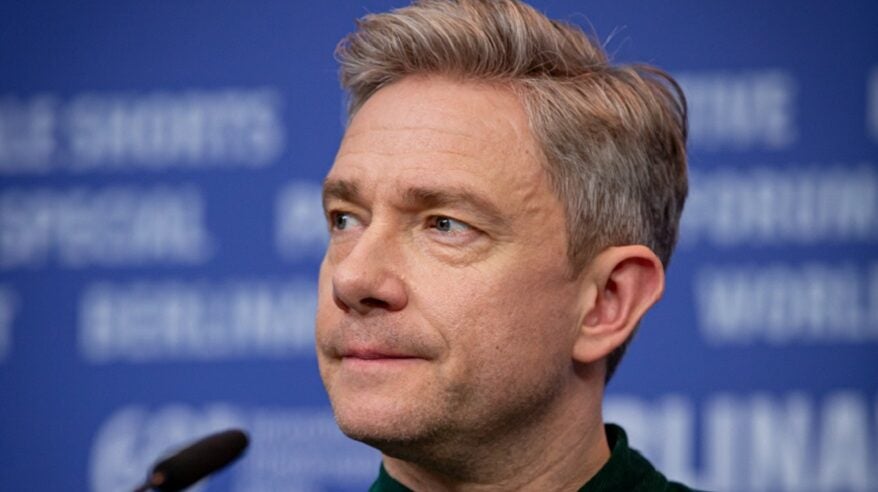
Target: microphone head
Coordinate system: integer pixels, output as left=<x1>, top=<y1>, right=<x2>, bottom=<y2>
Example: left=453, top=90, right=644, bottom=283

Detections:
left=149, top=428, right=249, bottom=491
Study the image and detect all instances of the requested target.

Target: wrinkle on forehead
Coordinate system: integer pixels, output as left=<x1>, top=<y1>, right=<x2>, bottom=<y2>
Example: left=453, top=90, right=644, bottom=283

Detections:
left=336, top=146, right=476, bottom=160
left=344, top=125, right=478, bottom=141
left=338, top=125, right=525, bottom=165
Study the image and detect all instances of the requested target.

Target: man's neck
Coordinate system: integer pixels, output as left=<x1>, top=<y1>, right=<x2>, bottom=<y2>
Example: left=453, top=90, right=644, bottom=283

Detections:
left=381, top=369, right=610, bottom=491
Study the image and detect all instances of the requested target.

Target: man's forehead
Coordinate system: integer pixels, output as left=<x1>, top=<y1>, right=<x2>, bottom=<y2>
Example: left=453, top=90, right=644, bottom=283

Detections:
left=325, top=75, right=552, bottom=216
left=340, top=76, right=532, bottom=152
left=337, top=125, right=491, bottom=159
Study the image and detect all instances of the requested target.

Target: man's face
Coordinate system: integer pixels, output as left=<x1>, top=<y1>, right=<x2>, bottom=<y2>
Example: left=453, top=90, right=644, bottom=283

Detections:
left=316, top=76, right=588, bottom=452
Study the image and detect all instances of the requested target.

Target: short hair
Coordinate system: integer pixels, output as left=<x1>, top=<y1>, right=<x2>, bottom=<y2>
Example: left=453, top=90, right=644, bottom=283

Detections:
left=335, top=0, right=688, bottom=381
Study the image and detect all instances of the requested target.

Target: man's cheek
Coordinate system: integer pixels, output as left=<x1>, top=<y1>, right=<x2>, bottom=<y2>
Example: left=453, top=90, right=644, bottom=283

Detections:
left=314, top=290, right=339, bottom=355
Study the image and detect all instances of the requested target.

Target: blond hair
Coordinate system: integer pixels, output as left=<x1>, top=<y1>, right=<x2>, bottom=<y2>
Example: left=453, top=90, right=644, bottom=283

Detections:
left=336, top=0, right=688, bottom=381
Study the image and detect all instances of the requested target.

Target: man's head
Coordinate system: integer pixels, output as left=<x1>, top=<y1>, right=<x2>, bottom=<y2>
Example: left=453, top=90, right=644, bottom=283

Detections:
left=335, top=0, right=688, bottom=380
left=315, top=0, right=687, bottom=477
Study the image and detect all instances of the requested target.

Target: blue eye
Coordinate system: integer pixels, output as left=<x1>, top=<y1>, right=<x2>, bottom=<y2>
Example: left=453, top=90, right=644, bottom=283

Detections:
left=432, top=216, right=470, bottom=233
left=331, top=212, right=359, bottom=230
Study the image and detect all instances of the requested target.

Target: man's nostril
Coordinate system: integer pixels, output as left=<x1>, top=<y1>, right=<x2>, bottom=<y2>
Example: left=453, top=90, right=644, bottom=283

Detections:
left=360, top=297, right=390, bottom=309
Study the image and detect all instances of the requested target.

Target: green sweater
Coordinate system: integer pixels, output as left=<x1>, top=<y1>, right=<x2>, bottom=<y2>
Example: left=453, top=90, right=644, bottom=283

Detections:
left=368, top=424, right=702, bottom=491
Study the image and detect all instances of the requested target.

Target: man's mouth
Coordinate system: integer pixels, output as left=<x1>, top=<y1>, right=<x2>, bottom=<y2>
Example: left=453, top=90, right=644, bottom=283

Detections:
left=342, top=348, right=421, bottom=360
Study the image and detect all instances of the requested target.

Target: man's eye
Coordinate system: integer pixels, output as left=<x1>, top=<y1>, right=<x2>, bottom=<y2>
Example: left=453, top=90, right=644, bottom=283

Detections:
left=430, top=216, right=471, bottom=233
left=330, top=211, right=360, bottom=230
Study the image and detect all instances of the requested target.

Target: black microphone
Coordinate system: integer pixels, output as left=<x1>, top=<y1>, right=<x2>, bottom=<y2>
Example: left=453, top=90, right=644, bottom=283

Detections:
left=133, top=428, right=249, bottom=492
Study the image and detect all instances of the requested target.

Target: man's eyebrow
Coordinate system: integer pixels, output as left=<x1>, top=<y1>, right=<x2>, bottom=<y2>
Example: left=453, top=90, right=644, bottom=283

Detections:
left=402, top=186, right=504, bottom=223
left=322, top=180, right=506, bottom=225
left=322, top=179, right=361, bottom=209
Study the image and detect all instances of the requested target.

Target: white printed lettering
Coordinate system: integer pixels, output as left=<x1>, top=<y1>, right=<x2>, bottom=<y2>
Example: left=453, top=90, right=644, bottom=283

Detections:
left=605, top=391, right=878, bottom=492
left=89, top=404, right=378, bottom=492
left=0, top=186, right=212, bottom=269
left=749, top=393, right=811, bottom=491
left=67, top=90, right=284, bottom=169
left=89, top=404, right=244, bottom=492
left=678, top=70, right=796, bottom=150
left=681, top=165, right=878, bottom=247
left=701, top=395, right=739, bottom=491
left=696, top=263, right=878, bottom=345
left=0, top=95, right=57, bottom=173
left=78, top=279, right=318, bottom=362
left=817, top=392, right=872, bottom=490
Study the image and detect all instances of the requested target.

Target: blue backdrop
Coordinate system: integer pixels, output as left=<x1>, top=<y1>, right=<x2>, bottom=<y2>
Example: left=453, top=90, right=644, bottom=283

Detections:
left=1, top=2, right=876, bottom=491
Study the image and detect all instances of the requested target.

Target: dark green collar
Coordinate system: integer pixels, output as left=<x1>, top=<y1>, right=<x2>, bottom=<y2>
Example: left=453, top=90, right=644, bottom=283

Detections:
left=368, top=424, right=693, bottom=492
left=578, top=424, right=654, bottom=491
left=370, top=464, right=414, bottom=492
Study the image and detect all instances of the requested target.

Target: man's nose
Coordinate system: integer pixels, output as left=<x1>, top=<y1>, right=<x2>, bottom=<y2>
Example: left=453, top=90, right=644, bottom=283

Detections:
left=330, top=226, right=408, bottom=315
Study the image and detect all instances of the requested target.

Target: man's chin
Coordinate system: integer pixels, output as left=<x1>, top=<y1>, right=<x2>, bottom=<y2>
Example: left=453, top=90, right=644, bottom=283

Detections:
left=341, top=416, right=480, bottom=481
left=330, top=393, right=446, bottom=447
left=333, top=401, right=425, bottom=442
left=336, top=412, right=451, bottom=466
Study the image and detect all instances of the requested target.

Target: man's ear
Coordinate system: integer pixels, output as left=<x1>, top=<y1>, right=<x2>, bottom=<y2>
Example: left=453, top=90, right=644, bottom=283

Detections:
left=572, top=245, right=665, bottom=365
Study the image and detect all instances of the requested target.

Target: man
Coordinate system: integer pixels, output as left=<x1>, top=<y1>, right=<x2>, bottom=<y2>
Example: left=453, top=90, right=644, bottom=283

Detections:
left=315, top=0, right=696, bottom=490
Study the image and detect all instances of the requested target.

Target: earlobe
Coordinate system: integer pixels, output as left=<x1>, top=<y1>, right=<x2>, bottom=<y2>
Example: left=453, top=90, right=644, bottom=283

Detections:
left=572, top=245, right=665, bottom=366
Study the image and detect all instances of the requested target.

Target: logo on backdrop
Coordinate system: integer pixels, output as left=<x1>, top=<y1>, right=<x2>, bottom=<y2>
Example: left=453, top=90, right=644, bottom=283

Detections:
left=90, top=404, right=379, bottom=492
left=605, top=392, right=878, bottom=492
left=0, top=89, right=285, bottom=173
left=677, top=69, right=797, bottom=151
left=78, top=279, right=318, bottom=363
left=0, top=185, right=212, bottom=269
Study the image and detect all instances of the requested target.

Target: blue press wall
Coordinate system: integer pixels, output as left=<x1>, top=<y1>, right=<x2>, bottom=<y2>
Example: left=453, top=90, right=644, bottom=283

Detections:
left=1, top=2, right=877, bottom=491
